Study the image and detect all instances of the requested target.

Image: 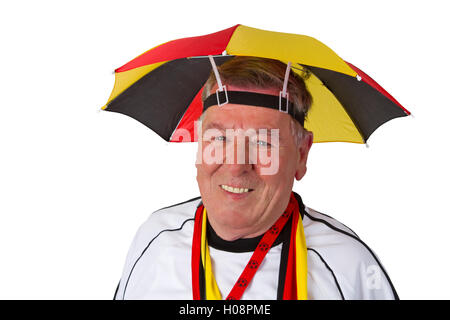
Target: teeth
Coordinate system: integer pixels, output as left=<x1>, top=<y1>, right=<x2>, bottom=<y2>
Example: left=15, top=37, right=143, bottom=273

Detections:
left=221, top=185, right=250, bottom=194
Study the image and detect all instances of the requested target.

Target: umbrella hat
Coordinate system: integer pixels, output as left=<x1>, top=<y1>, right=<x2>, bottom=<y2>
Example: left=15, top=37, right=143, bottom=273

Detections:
left=102, top=24, right=410, bottom=143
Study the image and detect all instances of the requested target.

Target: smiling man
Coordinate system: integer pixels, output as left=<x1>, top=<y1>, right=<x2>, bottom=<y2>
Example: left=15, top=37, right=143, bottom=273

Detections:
left=196, top=86, right=312, bottom=242
left=114, top=56, right=399, bottom=300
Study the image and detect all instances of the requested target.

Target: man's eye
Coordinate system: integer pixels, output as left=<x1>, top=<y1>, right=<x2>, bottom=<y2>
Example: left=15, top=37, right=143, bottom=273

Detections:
left=214, top=136, right=226, bottom=142
left=256, top=140, right=270, bottom=147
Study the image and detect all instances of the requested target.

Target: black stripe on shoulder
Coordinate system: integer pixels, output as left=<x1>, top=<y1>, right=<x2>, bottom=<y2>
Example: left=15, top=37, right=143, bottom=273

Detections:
left=122, top=217, right=195, bottom=299
left=304, top=211, right=399, bottom=300
left=113, top=280, right=120, bottom=300
left=307, top=209, right=360, bottom=239
left=307, top=247, right=345, bottom=300
left=154, top=196, right=202, bottom=213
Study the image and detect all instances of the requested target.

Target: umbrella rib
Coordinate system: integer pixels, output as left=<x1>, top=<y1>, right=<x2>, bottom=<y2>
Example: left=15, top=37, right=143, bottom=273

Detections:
left=299, top=64, right=367, bottom=144
left=169, top=92, right=199, bottom=142
left=320, top=79, right=367, bottom=143
left=187, top=54, right=234, bottom=59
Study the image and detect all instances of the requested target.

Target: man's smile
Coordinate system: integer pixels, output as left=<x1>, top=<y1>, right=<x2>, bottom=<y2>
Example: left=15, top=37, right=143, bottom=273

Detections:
left=220, top=184, right=254, bottom=194
left=219, top=184, right=255, bottom=200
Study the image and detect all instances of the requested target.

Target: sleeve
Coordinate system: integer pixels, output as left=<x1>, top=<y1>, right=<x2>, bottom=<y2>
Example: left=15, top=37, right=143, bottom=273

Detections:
left=337, top=243, right=399, bottom=300
left=113, top=223, right=147, bottom=300
left=353, top=250, right=398, bottom=300
left=304, top=208, right=399, bottom=300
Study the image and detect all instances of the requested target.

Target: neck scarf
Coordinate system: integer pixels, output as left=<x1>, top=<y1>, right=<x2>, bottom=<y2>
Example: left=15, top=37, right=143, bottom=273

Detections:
left=191, top=192, right=307, bottom=300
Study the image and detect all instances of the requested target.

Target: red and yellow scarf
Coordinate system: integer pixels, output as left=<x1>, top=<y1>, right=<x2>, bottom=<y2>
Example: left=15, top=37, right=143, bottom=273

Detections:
left=191, top=192, right=307, bottom=300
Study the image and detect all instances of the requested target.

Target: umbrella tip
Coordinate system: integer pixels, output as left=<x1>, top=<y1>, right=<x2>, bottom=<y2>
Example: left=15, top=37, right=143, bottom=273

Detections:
left=365, top=142, right=370, bottom=148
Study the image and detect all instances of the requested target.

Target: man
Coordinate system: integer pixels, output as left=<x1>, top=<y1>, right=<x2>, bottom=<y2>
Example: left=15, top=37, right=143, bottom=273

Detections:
left=114, top=56, right=398, bottom=300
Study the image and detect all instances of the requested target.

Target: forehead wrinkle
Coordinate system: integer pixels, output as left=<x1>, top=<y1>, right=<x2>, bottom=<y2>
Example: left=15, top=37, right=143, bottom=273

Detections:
left=202, top=107, right=289, bottom=140
left=203, top=121, right=227, bottom=131
left=203, top=117, right=282, bottom=131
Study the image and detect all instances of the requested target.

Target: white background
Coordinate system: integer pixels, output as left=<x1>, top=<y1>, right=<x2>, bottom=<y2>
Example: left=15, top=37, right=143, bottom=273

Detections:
left=0, top=0, right=448, bottom=299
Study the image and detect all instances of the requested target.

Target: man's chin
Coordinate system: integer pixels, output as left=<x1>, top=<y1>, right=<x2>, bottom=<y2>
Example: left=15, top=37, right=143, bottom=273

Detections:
left=214, top=210, right=256, bottom=230
left=214, top=220, right=256, bottom=240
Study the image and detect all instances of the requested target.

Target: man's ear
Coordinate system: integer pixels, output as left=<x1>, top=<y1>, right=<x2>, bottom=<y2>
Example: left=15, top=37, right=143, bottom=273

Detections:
left=294, top=130, right=313, bottom=181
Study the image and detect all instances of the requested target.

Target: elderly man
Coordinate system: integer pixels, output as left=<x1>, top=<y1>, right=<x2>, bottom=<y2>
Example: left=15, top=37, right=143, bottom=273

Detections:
left=114, top=56, right=398, bottom=300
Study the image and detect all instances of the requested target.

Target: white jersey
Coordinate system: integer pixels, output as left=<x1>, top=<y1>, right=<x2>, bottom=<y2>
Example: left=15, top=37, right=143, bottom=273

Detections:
left=114, top=194, right=398, bottom=300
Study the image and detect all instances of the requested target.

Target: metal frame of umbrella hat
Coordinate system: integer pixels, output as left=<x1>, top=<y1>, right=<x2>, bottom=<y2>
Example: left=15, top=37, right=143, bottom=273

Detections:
left=101, top=24, right=410, bottom=145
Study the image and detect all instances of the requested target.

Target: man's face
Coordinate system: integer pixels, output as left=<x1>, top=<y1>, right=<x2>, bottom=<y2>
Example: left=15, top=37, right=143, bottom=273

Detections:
left=195, top=85, right=313, bottom=240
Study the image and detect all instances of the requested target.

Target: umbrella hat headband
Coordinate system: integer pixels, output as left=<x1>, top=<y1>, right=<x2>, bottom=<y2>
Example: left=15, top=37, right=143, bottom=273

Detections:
left=202, top=90, right=305, bottom=126
left=203, top=56, right=305, bottom=126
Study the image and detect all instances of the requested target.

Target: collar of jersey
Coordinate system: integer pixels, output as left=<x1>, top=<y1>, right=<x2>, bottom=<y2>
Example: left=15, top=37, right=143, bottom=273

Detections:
left=206, top=219, right=287, bottom=253
left=197, top=192, right=305, bottom=253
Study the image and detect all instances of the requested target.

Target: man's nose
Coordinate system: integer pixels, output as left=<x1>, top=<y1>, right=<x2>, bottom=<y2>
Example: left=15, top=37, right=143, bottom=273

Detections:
left=223, top=136, right=253, bottom=175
